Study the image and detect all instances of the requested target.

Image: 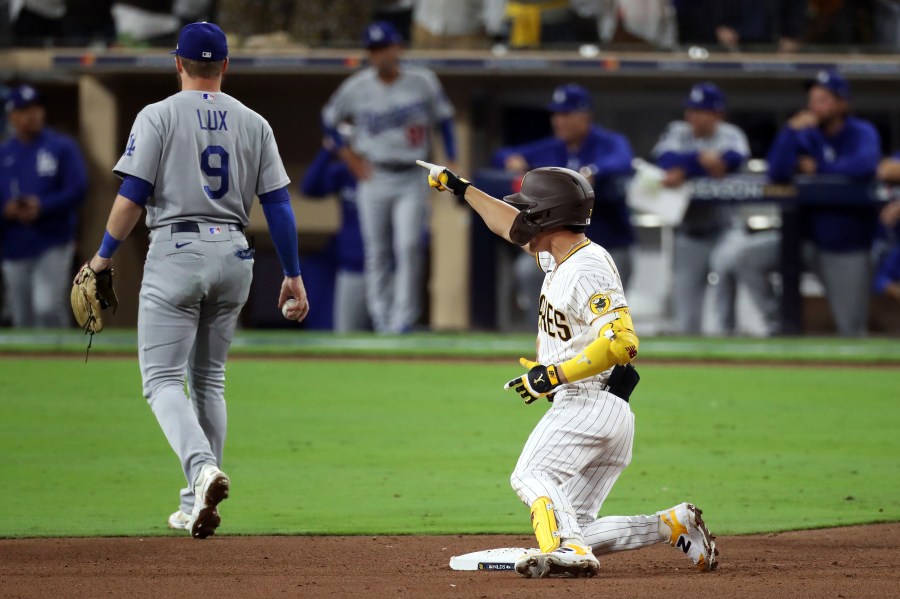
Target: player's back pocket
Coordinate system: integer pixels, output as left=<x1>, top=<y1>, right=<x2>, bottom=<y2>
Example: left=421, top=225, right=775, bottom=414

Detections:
left=165, top=251, right=206, bottom=261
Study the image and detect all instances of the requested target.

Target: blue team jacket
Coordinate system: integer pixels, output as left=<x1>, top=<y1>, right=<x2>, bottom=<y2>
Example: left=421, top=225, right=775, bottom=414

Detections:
left=0, top=128, right=88, bottom=260
left=300, top=149, right=364, bottom=273
left=767, top=117, right=881, bottom=252
left=491, top=125, right=635, bottom=249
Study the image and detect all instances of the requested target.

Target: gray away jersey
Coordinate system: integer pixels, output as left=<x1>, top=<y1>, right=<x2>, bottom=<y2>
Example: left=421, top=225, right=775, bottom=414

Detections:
left=651, top=121, right=750, bottom=229
left=322, top=65, right=454, bottom=163
left=114, top=90, right=290, bottom=229
left=651, top=121, right=749, bottom=159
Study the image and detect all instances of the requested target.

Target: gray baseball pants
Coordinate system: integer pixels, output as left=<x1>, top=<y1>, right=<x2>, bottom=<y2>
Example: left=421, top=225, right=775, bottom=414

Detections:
left=334, top=270, right=370, bottom=332
left=1, top=241, right=74, bottom=328
left=139, top=224, right=253, bottom=514
left=731, top=231, right=871, bottom=337
left=356, top=168, right=429, bottom=333
left=672, top=229, right=741, bottom=335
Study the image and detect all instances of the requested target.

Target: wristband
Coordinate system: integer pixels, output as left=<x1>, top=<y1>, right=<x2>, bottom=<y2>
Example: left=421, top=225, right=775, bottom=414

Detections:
left=98, top=230, right=122, bottom=259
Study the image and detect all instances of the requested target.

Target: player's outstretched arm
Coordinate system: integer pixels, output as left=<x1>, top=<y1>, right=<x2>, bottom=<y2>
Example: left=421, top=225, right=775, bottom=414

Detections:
left=416, top=160, right=521, bottom=246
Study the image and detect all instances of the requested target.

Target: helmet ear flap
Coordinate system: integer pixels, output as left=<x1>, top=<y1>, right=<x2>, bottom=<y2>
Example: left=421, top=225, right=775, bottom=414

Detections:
left=509, top=210, right=540, bottom=246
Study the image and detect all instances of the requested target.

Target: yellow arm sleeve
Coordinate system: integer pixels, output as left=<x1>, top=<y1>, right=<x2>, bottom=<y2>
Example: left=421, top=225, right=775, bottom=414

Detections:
left=558, top=309, right=639, bottom=383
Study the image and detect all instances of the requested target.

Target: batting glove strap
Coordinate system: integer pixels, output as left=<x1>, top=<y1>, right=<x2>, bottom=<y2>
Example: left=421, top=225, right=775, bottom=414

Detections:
left=428, top=168, right=470, bottom=198
left=505, top=363, right=561, bottom=404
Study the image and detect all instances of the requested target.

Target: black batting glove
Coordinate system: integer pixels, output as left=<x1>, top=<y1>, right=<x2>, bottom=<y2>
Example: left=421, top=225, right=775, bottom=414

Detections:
left=504, top=358, right=561, bottom=404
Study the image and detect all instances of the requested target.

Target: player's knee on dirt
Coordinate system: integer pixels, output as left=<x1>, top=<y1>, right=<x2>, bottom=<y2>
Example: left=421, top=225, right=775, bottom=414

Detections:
left=530, top=496, right=561, bottom=553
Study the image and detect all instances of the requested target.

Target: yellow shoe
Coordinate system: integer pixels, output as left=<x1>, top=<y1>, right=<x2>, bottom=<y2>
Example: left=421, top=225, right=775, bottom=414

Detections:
left=514, top=542, right=599, bottom=579
left=660, top=503, right=719, bottom=572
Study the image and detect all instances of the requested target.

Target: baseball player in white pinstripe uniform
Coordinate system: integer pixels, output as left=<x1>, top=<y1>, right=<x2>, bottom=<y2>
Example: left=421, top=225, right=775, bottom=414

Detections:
left=419, top=160, right=719, bottom=578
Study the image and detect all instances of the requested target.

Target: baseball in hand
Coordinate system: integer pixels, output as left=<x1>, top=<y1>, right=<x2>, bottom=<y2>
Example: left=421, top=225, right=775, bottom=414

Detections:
left=282, top=298, right=301, bottom=321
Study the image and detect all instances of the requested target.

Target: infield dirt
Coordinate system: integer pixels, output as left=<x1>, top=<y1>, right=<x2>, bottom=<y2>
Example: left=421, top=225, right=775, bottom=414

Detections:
left=1, top=523, right=897, bottom=598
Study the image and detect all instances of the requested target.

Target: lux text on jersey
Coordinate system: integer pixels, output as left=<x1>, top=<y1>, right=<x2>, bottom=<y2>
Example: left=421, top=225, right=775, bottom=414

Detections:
left=197, top=110, right=228, bottom=131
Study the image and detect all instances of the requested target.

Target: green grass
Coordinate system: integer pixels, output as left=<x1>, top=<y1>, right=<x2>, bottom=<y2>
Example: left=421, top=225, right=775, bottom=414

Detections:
left=2, top=330, right=900, bottom=362
left=0, top=358, right=897, bottom=538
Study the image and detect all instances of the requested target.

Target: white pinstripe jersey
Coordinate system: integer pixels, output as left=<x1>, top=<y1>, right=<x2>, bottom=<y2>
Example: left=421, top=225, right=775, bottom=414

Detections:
left=535, top=239, right=629, bottom=393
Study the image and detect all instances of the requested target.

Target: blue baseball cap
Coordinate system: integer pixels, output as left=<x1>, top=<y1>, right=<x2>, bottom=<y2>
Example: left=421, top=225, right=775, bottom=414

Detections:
left=5, top=84, right=42, bottom=113
left=806, top=70, right=850, bottom=99
left=684, top=82, right=726, bottom=112
left=171, top=22, right=228, bottom=62
left=546, top=84, right=593, bottom=113
left=362, top=21, right=403, bottom=49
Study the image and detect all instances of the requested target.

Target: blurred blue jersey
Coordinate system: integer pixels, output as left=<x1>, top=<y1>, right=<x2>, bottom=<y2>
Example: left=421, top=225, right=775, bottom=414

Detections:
left=0, top=128, right=87, bottom=259
left=301, top=148, right=363, bottom=273
left=767, top=117, right=881, bottom=251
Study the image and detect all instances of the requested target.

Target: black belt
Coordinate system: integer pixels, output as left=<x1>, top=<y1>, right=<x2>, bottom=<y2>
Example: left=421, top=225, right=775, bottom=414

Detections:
left=170, top=222, right=243, bottom=233
left=373, top=162, right=417, bottom=173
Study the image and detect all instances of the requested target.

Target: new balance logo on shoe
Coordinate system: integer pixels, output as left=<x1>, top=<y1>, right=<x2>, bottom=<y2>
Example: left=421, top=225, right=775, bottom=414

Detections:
left=559, top=544, right=588, bottom=556
left=676, top=536, right=692, bottom=553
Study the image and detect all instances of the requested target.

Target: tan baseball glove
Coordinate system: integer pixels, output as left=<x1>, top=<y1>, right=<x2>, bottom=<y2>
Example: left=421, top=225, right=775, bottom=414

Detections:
left=71, top=264, right=118, bottom=334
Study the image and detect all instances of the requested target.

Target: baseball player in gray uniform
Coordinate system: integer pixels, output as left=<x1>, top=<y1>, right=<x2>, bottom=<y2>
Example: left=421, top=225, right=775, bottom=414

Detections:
left=75, top=22, right=309, bottom=539
left=652, top=83, right=750, bottom=335
left=419, top=160, right=718, bottom=578
left=322, top=20, right=457, bottom=333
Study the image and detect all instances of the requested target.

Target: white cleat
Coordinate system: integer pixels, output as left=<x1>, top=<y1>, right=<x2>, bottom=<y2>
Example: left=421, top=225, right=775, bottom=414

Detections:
left=186, top=464, right=230, bottom=539
left=167, top=509, right=190, bottom=531
left=514, top=543, right=600, bottom=579
left=660, top=503, right=719, bottom=571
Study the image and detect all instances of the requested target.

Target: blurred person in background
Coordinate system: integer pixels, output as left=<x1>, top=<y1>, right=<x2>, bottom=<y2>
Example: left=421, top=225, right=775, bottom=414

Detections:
left=652, top=82, right=750, bottom=335
left=674, top=0, right=807, bottom=52
left=492, top=83, right=634, bottom=321
left=0, top=84, right=87, bottom=328
left=873, top=155, right=900, bottom=304
left=321, top=20, right=457, bottom=333
left=111, top=0, right=213, bottom=47
left=596, top=0, right=678, bottom=49
left=733, top=71, right=881, bottom=336
left=488, top=0, right=675, bottom=48
left=300, top=126, right=371, bottom=332
left=411, top=0, right=489, bottom=49
left=214, top=0, right=372, bottom=48
left=488, top=0, right=584, bottom=47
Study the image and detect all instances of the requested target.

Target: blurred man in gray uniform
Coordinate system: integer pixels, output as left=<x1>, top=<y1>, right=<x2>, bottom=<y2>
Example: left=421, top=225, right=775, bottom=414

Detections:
left=322, top=20, right=457, bottom=333
left=76, top=22, right=309, bottom=539
left=652, top=82, right=750, bottom=335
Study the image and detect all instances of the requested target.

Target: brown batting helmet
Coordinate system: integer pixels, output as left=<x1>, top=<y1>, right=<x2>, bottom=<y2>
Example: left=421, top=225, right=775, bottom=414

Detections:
left=503, top=167, right=594, bottom=246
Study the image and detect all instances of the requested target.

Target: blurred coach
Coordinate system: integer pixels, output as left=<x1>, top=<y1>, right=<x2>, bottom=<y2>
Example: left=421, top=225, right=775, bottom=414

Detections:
left=0, top=85, right=87, bottom=328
